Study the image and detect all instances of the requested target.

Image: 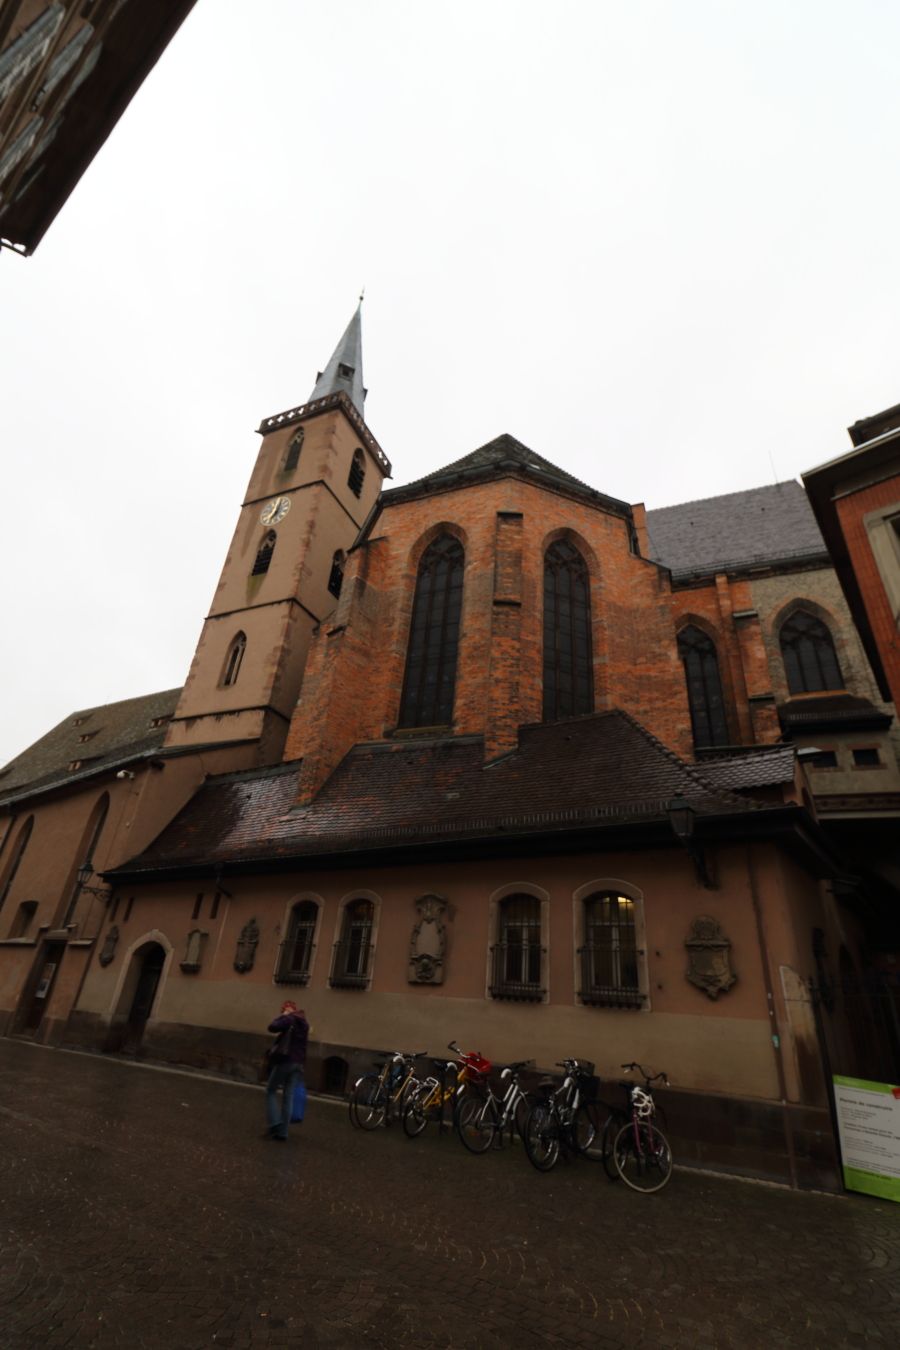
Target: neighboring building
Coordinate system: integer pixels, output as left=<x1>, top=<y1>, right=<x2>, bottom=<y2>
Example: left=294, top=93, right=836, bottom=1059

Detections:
left=2, top=307, right=898, bottom=1190
left=0, top=0, right=196, bottom=254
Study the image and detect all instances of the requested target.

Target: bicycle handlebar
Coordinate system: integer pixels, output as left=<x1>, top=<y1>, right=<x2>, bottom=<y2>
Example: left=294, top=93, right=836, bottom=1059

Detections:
left=621, top=1062, right=669, bottom=1086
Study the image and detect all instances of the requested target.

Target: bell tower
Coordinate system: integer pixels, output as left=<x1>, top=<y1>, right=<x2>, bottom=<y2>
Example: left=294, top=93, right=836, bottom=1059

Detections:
left=165, top=303, right=391, bottom=763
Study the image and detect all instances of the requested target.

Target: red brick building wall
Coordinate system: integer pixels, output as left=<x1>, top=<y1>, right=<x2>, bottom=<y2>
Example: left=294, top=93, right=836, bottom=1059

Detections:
left=835, top=475, right=900, bottom=709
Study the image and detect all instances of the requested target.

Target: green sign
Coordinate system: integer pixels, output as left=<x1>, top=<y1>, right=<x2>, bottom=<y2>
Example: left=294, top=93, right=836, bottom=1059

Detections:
left=833, top=1075, right=900, bottom=1203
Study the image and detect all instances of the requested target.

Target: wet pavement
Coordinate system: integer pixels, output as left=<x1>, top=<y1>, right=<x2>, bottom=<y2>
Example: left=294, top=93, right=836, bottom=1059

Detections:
left=0, top=1038, right=898, bottom=1349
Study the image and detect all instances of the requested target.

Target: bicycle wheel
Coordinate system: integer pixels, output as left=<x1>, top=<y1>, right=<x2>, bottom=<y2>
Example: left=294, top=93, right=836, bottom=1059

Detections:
left=612, top=1120, right=673, bottom=1193
left=402, top=1089, right=432, bottom=1138
left=601, top=1112, right=626, bottom=1179
left=572, top=1100, right=611, bottom=1161
left=523, top=1102, right=561, bottom=1172
left=512, top=1091, right=534, bottom=1142
left=455, top=1092, right=497, bottom=1154
left=350, top=1074, right=387, bottom=1130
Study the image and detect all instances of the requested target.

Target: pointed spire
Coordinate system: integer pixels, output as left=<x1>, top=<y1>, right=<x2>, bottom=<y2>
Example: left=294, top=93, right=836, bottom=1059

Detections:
left=309, top=298, right=366, bottom=417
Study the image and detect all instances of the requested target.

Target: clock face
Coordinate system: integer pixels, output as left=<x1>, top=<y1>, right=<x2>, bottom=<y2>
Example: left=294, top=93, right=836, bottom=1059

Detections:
left=260, top=496, right=291, bottom=526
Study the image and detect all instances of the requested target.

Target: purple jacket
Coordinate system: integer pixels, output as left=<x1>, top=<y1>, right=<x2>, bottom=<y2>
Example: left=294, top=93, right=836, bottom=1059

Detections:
left=267, top=1012, right=309, bottom=1068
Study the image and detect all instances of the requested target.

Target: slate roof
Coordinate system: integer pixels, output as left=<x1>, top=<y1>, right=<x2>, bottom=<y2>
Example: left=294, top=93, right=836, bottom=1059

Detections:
left=695, top=744, right=796, bottom=793
left=384, top=434, right=632, bottom=519
left=0, top=688, right=182, bottom=806
left=644, top=481, right=828, bottom=579
left=112, top=711, right=772, bottom=879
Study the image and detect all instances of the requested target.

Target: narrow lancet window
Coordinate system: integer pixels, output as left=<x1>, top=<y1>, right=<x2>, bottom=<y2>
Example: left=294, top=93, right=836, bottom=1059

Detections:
left=222, top=632, right=246, bottom=687
left=283, top=427, right=304, bottom=472
left=398, top=535, right=464, bottom=728
left=542, top=541, right=593, bottom=721
left=328, top=550, right=345, bottom=599
left=678, top=625, right=729, bottom=748
left=251, top=530, right=276, bottom=576
left=348, top=449, right=365, bottom=498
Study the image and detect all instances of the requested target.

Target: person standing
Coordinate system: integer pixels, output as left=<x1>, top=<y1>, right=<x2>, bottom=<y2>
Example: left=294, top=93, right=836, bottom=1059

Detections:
left=263, top=1000, right=308, bottom=1141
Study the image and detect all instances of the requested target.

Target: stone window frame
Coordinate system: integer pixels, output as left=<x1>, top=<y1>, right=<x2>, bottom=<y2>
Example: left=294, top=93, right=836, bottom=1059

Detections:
left=282, top=426, right=304, bottom=473
left=863, top=499, right=900, bottom=627
left=251, top=529, right=277, bottom=577
left=485, top=882, right=550, bottom=1005
left=778, top=607, right=844, bottom=695
left=347, top=448, right=365, bottom=498
left=572, top=879, right=650, bottom=1012
left=275, top=892, right=324, bottom=986
left=329, top=890, right=381, bottom=990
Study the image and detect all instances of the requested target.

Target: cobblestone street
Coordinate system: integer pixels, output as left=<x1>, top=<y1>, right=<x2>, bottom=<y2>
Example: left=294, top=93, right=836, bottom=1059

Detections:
left=1, top=1039, right=898, bottom=1349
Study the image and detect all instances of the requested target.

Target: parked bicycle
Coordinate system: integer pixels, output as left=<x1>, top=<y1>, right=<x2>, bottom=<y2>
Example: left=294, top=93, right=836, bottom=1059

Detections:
left=402, top=1041, right=491, bottom=1138
left=454, top=1059, right=535, bottom=1153
left=522, top=1058, right=602, bottom=1171
left=605, top=1062, right=673, bottom=1193
left=348, top=1050, right=427, bottom=1130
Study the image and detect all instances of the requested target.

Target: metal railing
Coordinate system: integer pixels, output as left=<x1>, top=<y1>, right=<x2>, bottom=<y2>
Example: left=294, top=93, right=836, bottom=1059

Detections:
left=578, top=944, right=644, bottom=1008
left=488, top=943, right=545, bottom=1002
left=274, top=939, right=314, bottom=985
left=329, top=939, right=373, bottom=989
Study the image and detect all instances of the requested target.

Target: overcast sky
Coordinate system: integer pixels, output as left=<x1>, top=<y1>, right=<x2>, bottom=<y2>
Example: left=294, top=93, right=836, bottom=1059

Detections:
left=2, top=0, right=899, bottom=768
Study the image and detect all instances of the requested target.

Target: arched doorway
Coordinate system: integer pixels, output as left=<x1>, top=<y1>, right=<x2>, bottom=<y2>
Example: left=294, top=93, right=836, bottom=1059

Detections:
left=114, top=942, right=167, bottom=1054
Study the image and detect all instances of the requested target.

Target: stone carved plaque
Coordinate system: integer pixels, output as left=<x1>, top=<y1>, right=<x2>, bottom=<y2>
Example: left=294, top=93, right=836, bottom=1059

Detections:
left=685, top=915, right=736, bottom=999
left=234, top=918, right=260, bottom=974
left=99, top=924, right=119, bottom=967
left=408, top=894, right=448, bottom=984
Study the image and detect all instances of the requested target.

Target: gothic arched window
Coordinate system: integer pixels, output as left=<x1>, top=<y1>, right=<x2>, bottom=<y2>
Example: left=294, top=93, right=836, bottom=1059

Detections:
left=222, top=632, right=246, bottom=687
left=251, top=530, right=276, bottom=576
left=348, top=449, right=365, bottom=498
left=677, top=625, right=729, bottom=748
left=780, top=610, right=843, bottom=694
left=283, top=427, right=303, bottom=472
left=65, top=793, right=109, bottom=925
left=278, top=899, right=318, bottom=983
left=398, top=535, right=464, bottom=728
left=328, top=550, right=345, bottom=599
left=578, top=892, right=642, bottom=1007
left=542, top=540, right=593, bottom=721
left=0, top=815, right=34, bottom=915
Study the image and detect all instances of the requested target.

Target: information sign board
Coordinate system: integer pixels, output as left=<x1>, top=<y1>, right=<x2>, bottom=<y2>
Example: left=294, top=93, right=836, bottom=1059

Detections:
left=833, top=1075, right=900, bottom=1203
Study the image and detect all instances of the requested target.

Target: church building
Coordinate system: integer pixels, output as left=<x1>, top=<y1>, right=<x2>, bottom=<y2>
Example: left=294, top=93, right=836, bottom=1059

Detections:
left=2, top=305, right=898, bottom=1191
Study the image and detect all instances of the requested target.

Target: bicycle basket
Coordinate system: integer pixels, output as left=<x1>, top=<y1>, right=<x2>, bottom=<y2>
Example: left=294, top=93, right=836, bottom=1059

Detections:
left=460, top=1050, right=492, bottom=1076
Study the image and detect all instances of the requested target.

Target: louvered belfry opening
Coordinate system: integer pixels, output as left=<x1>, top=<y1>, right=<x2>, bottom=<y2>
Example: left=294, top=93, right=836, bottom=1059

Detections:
left=677, top=625, right=729, bottom=748
left=543, top=540, right=593, bottom=721
left=780, top=610, right=843, bottom=693
left=276, top=900, right=317, bottom=984
left=490, top=894, right=545, bottom=1001
left=578, top=893, right=643, bottom=1008
left=222, top=632, right=246, bottom=687
left=348, top=449, right=365, bottom=498
left=330, top=899, right=374, bottom=988
left=251, top=530, right=277, bottom=576
left=283, top=427, right=303, bottom=471
left=398, top=534, right=464, bottom=728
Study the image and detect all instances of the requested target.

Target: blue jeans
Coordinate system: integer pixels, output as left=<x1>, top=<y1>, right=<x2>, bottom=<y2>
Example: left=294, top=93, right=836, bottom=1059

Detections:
left=265, top=1062, right=299, bottom=1139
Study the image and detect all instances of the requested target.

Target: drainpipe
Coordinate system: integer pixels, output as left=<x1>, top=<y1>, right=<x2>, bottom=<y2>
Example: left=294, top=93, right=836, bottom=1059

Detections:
left=746, top=844, right=799, bottom=1190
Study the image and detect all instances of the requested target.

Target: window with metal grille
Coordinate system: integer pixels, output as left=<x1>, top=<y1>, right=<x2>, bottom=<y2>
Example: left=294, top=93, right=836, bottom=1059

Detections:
left=222, top=632, right=246, bottom=687
left=251, top=530, right=276, bottom=576
left=330, top=899, right=374, bottom=988
left=283, top=427, right=303, bottom=472
left=578, top=893, right=643, bottom=1008
left=398, top=535, right=464, bottom=728
left=277, top=900, right=318, bottom=984
left=348, top=449, right=365, bottom=498
left=780, top=611, right=843, bottom=694
left=852, top=747, right=881, bottom=768
left=490, top=894, right=545, bottom=1001
left=0, top=816, right=34, bottom=914
left=328, top=550, right=345, bottom=599
left=542, top=540, right=593, bottom=721
left=677, top=625, right=729, bottom=749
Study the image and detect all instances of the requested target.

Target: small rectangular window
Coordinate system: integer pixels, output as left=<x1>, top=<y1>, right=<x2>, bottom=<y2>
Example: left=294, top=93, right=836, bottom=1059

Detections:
left=852, top=747, right=881, bottom=768
left=210, top=891, right=221, bottom=920
left=807, top=750, right=838, bottom=769
left=192, top=893, right=203, bottom=921
left=123, top=897, right=134, bottom=922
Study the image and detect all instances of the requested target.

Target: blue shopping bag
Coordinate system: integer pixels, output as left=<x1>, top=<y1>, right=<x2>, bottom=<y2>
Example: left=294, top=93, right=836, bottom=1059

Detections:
left=291, top=1077, right=307, bottom=1123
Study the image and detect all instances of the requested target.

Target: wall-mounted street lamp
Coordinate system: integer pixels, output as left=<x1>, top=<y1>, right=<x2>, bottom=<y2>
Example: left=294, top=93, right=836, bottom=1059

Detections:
left=666, top=796, right=714, bottom=888
left=75, top=862, right=111, bottom=898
